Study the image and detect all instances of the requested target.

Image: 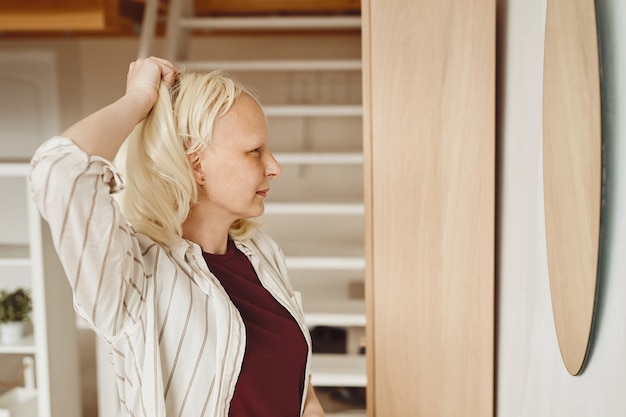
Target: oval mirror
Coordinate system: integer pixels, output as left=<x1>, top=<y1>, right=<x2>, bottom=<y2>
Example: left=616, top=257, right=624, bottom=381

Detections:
left=542, top=0, right=602, bottom=376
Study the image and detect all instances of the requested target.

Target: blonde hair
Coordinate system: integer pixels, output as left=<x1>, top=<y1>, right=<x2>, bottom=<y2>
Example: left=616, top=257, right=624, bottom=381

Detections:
left=115, top=70, right=261, bottom=247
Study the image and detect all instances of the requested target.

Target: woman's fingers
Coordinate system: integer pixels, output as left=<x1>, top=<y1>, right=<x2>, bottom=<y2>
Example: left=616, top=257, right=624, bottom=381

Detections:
left=125, top=57, right=179, bottom=108
left=147, top=56, right=179, bottom=85
left=127, top=57, right=178, bottom=89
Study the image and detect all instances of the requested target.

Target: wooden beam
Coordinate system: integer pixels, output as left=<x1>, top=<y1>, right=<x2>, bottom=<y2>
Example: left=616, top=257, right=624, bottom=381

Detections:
left=0, top=11, right=106, bottom=31
left=0, top=0, right=120, bottom=32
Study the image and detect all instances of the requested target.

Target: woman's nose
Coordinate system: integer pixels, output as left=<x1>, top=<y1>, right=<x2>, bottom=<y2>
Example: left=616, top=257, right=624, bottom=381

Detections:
left=266, top=152, right=282, bottom=178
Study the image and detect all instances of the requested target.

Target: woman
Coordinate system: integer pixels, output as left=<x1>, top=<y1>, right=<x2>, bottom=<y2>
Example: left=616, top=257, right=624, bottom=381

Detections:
left=30, top=57, right=325, bottom=417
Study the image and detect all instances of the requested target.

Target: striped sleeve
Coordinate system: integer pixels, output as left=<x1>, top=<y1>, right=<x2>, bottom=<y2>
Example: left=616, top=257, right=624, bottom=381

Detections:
left=30, top=136, right=148, bottom=337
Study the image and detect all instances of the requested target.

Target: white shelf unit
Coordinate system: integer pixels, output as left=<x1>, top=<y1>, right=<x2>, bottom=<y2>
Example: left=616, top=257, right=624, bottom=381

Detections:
left=0, top=162, right=81, bottom=417
left=0, top=387, right=37, bottom=417
left=137, top=0, right=367, bottom=409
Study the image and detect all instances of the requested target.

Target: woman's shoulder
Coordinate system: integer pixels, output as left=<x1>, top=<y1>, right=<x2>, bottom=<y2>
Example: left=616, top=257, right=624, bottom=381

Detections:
left=130, top=232, right=200, bottom=282
left=134, top=231, right=190, bottom=259
left=237, top=228, right=288, bottom=272
left=246, top=228, right=281, bottom=252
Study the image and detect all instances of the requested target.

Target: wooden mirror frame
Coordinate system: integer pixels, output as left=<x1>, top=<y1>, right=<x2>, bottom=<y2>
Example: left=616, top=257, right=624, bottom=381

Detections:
left=542, top=0, right=602, bottom=376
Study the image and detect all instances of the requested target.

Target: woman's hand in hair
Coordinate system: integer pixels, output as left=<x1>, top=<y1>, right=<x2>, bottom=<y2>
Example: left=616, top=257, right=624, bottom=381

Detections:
left=60, top=57, right=178, bottom=161
left=125, top=57, right=178, bottom=119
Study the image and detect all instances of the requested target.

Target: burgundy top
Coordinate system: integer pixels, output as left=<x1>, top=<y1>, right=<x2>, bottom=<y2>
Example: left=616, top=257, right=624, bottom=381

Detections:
left=203, top=239, right=307, bottom=417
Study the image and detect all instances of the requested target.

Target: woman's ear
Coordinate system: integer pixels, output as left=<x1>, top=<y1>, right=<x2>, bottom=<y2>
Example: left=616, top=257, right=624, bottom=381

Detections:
left=187, top=152, right=205, bottom=185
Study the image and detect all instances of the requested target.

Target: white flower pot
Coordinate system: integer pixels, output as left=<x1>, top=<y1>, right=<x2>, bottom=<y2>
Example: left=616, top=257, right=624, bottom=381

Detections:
left=0, top=321, right=25, bottom=344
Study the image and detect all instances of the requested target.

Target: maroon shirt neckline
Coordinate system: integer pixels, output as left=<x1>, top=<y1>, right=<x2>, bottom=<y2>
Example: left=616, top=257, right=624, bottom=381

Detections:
left=203, top=239, right=307, bottom=417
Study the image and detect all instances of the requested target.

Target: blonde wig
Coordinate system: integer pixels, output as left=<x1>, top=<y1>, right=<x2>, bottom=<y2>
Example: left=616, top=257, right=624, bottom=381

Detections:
left=115, top=70, right=261, bottom=247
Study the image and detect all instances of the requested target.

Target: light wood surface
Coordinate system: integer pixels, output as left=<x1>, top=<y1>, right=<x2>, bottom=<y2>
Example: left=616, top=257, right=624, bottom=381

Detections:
left=542, top=0, right=601, bottom=376
left=362, top=0, right=495, bottom=415
left=0, top=0, right=360, bottom=33
left=0, top=0, right=120, bottom=31
left=360, top=0, right=374, bottom=413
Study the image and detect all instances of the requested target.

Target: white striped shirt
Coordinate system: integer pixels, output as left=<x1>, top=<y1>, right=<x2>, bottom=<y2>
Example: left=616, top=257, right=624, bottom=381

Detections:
left=29, top=137, right=312, bottom=417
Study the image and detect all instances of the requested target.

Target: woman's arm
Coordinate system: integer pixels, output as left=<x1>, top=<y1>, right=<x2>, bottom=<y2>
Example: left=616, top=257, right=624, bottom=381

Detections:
left=303, top=379, right=326, bottom=417
left=63, top=57, right=177, bottom=161
left=29, top=57, right=178, bottom=337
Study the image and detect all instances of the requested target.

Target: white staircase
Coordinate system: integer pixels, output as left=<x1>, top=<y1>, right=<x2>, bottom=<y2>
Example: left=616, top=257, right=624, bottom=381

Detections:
left=138, top=1, right=365, bottom=414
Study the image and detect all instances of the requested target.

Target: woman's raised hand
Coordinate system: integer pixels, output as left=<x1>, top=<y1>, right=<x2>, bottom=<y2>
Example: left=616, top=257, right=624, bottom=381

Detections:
left=125, top=57, right=178, bottom=118
left=60, top=57, right=179, bottom=161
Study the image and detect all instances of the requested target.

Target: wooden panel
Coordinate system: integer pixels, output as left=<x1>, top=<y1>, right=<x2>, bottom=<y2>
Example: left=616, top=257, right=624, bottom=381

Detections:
left=361, top=0, right=375, bottom=413
left=0, top=0, right=120, bottom=31
left=0, top=0, right=359, bottom=34
left=194, top=0, right=360, bottom=15
left=543, top=0, right=601, bottom=376
left=362, top=0, right=495, bottom=416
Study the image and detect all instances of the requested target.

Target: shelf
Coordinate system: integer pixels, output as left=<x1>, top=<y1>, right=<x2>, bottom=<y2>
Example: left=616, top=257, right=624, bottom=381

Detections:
left=0, top=163, right=30, bottom=177
left=0, top=334, right=36, bottom=354
left=0, top=245, right=30, bottom=267
left=0, top=387, right=37, bottom=417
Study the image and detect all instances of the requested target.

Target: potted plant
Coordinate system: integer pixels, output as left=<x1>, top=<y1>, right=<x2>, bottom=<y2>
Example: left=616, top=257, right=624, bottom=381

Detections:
left=0, top=288, right=32, bottom=344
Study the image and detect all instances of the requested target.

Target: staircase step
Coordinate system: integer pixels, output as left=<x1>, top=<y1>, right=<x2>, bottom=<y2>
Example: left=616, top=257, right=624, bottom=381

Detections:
left=274, top=152, right=363, bottom=165
left=327, top=411, right=366, bottom=417
left=286, top=257, right=365, bottom=270
left=264, top=105, right=362, bottom=117
left=178, top=16, right=362, bottom=31
left=177, top=59, right=362, bottom=72
left=296, top=276, right=366, bottom=328
left=0, top=162, right=30, bottom=176
left=265, top=202, right=363, bottom=215
left=305, top=312, right=366, bottom=328
left=310, top=354, right=367, bottom=387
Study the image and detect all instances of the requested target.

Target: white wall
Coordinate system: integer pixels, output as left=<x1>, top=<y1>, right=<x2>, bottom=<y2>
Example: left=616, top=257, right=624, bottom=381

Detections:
left=497, top=0, right=626, bottom=415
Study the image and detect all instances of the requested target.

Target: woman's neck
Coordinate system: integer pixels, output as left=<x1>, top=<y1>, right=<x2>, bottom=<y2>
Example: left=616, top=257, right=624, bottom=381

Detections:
left=182, top=208, right=232, bottom=255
